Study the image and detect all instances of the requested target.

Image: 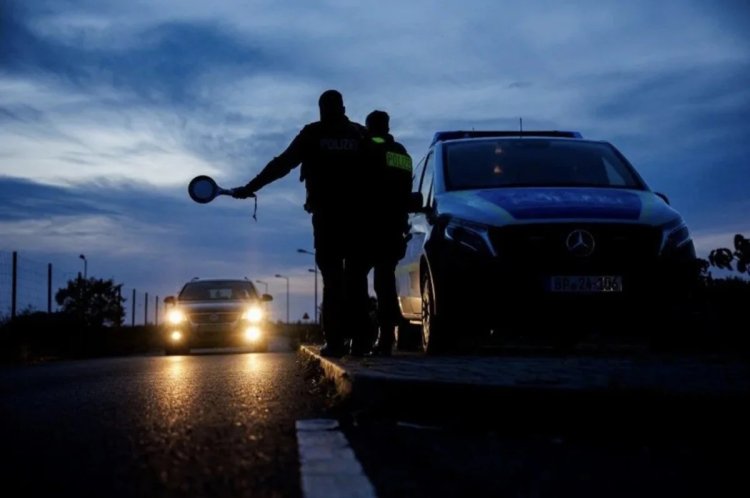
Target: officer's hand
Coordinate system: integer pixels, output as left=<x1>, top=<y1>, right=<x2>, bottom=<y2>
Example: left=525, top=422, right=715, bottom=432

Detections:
left=231, top=185, right=255, bottom=199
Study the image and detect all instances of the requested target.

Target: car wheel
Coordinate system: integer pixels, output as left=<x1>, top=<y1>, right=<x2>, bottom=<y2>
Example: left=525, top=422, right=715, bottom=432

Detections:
left=421, top=272, right=455, bottom=354
left=395, top=322, right=422, bottom=351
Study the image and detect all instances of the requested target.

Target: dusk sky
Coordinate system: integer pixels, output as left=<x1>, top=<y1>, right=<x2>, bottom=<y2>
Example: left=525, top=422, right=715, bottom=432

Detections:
left=1, top=0, right=749, bottom=323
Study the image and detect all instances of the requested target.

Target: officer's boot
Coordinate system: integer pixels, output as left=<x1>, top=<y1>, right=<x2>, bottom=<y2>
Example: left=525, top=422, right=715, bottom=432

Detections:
left=373, top=325, right=395, bottom=356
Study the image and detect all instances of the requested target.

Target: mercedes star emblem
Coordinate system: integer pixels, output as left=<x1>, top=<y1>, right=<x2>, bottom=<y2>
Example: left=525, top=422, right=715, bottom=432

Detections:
left=565, top=229, right=596, bottom=257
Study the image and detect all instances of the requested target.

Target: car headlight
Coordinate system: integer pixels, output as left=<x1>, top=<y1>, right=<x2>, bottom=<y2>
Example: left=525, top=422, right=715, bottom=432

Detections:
left=244, top=326, right=262, bottom=342
left=170, top=331, right=183, bottom=342
left=444, top=219, right=495, bottom=255
left=167, top=309, right=186, bottom=325
left=243, top=306, right=264, bottom=323
left=660, top=218, right=694, bottom=256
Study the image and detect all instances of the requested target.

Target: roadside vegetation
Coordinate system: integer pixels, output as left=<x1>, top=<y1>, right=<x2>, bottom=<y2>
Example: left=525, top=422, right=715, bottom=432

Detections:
left=687, top=234, right=750, bottom=352
left=0, top=277, right=160, bottom=362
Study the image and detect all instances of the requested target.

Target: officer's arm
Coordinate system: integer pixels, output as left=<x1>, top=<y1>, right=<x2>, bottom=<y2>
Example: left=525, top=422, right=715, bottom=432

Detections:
left=244, top=129, right=308, bottom=192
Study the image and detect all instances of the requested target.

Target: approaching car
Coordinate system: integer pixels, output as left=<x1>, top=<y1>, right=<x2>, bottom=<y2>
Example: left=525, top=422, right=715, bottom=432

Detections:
left=395, top=131, right=696, bottom=353
left=162, top=279, right=273, bottom=355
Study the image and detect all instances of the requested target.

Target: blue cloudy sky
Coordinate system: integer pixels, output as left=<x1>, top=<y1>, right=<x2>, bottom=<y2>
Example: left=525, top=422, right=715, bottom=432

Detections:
left=1, top=0, right=749, bottom=322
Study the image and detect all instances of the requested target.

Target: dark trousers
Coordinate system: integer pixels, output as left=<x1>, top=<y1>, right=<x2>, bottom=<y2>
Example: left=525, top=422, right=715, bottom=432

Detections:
left=374, top=259, right=400, bottom=325
left=313, top=212, right=372, bottom=348
left=372, top=225, right=407, bottom=345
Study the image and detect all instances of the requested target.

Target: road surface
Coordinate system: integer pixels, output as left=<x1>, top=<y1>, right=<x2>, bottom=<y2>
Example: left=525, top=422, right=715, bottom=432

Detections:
left=0, top=340, right=325, bottom=497
left=1, top=340, right=746, bottom=497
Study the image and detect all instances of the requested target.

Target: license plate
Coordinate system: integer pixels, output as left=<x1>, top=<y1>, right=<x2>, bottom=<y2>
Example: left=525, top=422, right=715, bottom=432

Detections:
left=549, top=275, right=623, bottom=293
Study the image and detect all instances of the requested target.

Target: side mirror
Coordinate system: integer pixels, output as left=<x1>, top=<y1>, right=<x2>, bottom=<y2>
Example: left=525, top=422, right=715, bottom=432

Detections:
left=261, top=293, right=273, bottom=302
left=164, top=296, right=175, bottom=306
left=655, top=192, right=670, bottom=205
left=407, top=192, right=424, bottom=213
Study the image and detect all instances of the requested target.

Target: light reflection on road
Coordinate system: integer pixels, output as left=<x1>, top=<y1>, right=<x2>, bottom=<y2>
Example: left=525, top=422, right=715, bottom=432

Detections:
left=166, top=355, right=185, bottom=380
left=151, top=339, right=292, bottom=426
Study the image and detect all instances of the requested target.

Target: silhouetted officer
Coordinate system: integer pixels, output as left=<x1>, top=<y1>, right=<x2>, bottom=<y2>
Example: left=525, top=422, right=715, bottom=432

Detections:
left=232, top=90, right=372, bottom=357
left=364, top=110, right=413, bottom=356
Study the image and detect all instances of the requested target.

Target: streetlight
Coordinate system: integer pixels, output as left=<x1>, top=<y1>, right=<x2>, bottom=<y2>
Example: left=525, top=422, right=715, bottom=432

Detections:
left=79, top=254, right=87, bottom=279
left=297, top=249, right=318, bottom=324
left=255, top=279, right=268, bottom=294
left=307, top=268, right=319, bottom=325
left=274, top=274, right=289, bottom=324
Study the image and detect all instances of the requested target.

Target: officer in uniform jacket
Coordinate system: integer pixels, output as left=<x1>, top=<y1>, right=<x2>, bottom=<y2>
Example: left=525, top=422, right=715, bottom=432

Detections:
left=363, top=110, right=413, bottom=356
left=232, top=90, right=372, bottom=357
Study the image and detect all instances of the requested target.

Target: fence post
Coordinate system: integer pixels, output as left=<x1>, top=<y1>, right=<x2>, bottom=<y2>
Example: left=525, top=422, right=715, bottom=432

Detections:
left=144, top=292, right=149, bottom=326
left=155, top=295, right=159, bottom=326
left=11, top=251, right=17, bottom=319
left=47, top=263, right=52, bottom=313
left=131, top=289, right=136, bottom=327
left=117, top=286, right=122, bottom=327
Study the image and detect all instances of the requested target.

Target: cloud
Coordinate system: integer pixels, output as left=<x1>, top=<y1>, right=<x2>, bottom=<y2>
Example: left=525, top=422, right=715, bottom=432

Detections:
left=0, top=76, right=225, bottom=186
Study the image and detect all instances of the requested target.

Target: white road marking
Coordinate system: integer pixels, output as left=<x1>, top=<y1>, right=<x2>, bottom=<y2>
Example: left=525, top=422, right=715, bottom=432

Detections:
left=396, top=421, right=444, bottom=431
left=296, top=419, right=378, bottom=498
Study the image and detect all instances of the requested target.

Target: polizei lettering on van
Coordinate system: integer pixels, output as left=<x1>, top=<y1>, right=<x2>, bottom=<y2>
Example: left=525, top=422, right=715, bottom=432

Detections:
left=319, top=139, right=359, bottom=151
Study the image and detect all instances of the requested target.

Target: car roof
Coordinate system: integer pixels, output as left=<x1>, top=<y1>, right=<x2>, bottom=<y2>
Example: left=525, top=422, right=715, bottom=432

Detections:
left=185, top=279, right=250, bottom=284
left=431, top=130, right=583, bottom=146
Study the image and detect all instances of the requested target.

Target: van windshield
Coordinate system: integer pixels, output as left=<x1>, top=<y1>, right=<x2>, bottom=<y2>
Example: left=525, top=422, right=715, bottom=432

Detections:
left=443, top=139, right=644, bottom=190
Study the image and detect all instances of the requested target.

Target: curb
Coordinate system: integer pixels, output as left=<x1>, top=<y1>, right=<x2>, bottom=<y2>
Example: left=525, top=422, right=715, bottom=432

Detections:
left=299, top=345, right=750, bottom=422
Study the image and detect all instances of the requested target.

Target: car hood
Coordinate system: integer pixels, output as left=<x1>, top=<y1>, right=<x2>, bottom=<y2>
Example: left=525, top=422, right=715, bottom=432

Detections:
left=438, top=187, right=679, bottom=226
left=175, top=301, right=253, bottom=312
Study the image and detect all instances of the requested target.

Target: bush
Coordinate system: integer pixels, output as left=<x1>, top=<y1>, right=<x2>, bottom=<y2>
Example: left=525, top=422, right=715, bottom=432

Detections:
left=0, top=311, right=163, bottom=362
left=0, top=311, right=80, bottom=362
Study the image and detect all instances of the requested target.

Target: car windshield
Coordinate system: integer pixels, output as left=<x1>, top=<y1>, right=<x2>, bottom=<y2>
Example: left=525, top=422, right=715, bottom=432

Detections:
left=179, top=281, right=257, bottom=301
left=443, top=139, right=644, bottom=190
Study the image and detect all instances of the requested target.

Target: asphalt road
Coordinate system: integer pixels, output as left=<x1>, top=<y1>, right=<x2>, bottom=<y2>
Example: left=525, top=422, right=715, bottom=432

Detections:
left=0, top=339, right=326, bottom=498
left=1, top=341, right=747, bottom=498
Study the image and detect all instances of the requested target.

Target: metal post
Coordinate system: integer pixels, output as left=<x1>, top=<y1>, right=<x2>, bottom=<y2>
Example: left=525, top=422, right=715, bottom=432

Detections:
left=79, top=254, right=87, bottom=279
left=297, top=249, right=318, bottom=324
left=117, top=286, right=122, bottom=327
left=11, top=251, right=17, bottom=319
left=131, top=289, right=136, bottom=327
left=144, top=292, right=149, bottom=326
left=47, top=263, right=52, bottom=313
left=155, top=295, right=159, bottom=326
left=274, top=274, right=290, bottom=324
left=313, top=267, right=318, bottom=324
left=307, top=268, right=318, bottom=324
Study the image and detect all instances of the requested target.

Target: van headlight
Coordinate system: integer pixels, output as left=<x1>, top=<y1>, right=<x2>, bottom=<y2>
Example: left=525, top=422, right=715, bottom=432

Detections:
left=167, top=309, right=186, bottom=325
left=445, top=219, right=495, bottom=256
left=243, top=306, right=264, bottom=324
left=660, top=218, right=693, bottom=256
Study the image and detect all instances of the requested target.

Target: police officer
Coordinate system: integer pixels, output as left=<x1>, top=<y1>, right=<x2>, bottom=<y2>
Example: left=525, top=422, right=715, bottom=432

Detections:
left=363, top=110, right=413, bottom=356
left=232, top=90, right=372, bottom=358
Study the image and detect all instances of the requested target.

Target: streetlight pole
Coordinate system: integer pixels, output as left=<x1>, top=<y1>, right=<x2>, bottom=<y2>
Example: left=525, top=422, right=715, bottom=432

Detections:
left=297, top=249, right=318, bottom=324
left=274, top=274, right=289, bottom=324
left=255, top=279, right=268, bottom=294
left=79, top=254, right=87, bottom=279
left=308, top=269, right=318, bottom=325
